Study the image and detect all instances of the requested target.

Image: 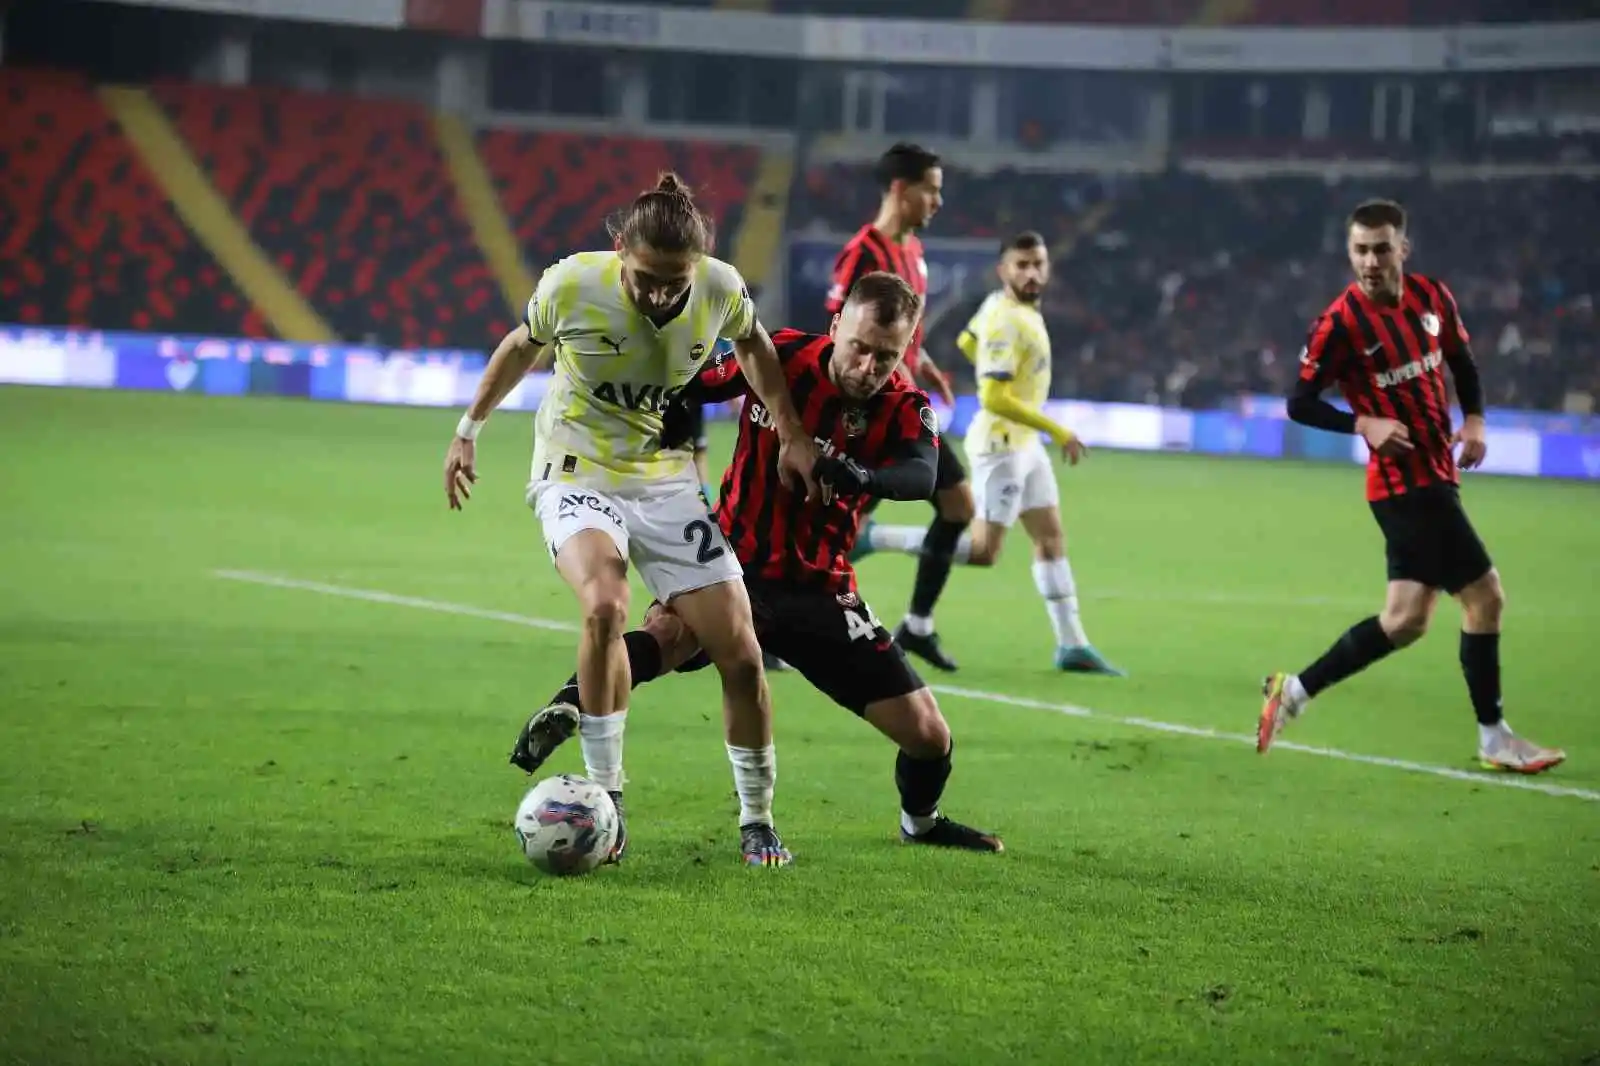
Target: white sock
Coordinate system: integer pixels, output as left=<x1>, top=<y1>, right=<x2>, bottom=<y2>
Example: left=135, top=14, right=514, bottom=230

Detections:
left=952, top=533, right=973, bottom=564
left=903, top=612, right=934, bottom=637
left=1032, top=558, right=1089, bottom=647
left=726, top=743, right=776, bottom=827
left=901, top=809, right=939, bottom=836
left=578, top=711, right=627, bottom=793
left=867, top=524, right=926, bottom=555
left=1285, top=675, right=1310, bottom=714
left=1478, top=720, right=1512, bottom=750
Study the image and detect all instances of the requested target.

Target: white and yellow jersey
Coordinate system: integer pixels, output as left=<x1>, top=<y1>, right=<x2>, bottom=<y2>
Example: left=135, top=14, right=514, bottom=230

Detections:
left=526, top=250, right=756, bottom=490
left=963, top=290, right=1052, bottom=456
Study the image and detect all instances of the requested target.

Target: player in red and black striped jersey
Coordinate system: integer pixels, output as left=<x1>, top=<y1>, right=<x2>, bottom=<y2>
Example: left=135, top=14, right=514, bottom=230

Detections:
left=829, top=143, right=974, bottom=674
left=513, top=273, right=1004, bottom=853
left=1258, top=199, right=1564, bottom=775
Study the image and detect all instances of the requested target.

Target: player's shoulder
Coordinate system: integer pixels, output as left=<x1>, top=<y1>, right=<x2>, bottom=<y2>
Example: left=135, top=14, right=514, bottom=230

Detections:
left=697, top=255, right=748, bottom=297
left=771, top=327, right=828, bottom=362
left=536, top=251, right=617, bottom=297
left=1405, top=272, right=1455, bottom=307
left=879, top=376, right=938, bottom=434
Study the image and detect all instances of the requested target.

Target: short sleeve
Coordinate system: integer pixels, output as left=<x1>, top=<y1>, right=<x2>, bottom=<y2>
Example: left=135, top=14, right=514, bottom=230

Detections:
left=1297, top=312, right=1347, bottom=388
left=1435, top=279, right=1471, bottom=352
left=717, top=264, right=758, bottom=341
left=523, top=261, right=564, bottom=345
left=974, top=318, right=1025, bottom=381
left=891, top=391, right=941, bottom=449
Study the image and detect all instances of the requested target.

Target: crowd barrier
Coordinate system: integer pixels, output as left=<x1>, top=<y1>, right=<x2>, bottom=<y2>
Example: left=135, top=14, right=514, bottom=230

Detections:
left=4, top=325, right=1597, bottom=481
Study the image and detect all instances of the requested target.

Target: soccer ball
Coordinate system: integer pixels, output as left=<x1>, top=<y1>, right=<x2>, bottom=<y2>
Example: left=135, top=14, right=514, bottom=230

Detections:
left=513, top=774, right=619, bottom=876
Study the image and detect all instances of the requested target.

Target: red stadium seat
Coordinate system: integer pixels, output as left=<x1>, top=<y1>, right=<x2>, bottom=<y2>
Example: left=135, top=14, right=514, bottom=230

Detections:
left=477, top=130, right=760, bottom=273
left=0, top=68, right=261, bottom=335
left=152, top=82, right=508, bottom=349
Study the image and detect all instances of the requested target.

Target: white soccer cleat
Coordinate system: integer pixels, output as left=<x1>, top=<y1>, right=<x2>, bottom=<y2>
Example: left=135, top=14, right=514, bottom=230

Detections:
left=1478, top=734, right=1566, bottom=775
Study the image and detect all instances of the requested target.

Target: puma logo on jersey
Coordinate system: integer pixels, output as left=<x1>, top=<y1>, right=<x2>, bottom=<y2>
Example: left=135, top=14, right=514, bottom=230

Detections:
left=600, top=335, right=627, bottom=356
left=1373, top=350, right=1442, bottom=389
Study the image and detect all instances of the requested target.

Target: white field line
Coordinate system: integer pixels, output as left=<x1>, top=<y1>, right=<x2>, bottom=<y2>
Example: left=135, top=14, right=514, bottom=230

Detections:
left=213, top=569, right=1598, bottom=805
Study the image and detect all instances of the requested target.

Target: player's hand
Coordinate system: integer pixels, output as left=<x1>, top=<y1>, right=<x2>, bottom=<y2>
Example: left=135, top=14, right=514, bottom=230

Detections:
left=814, top=454, right=872, bottom=504
left=658, top=398, right=696, bottom=451
left=918, top=359, right=956, bottom=407
left=1357, top=416, right=1413, bottom=457
left=445, top=436, right=477, bottom=510
left=778, top=432, right=823, bottom=500
left=1058, top=433, right=1088, bottom=466
left=1453, top=416, right=1488, bottom=470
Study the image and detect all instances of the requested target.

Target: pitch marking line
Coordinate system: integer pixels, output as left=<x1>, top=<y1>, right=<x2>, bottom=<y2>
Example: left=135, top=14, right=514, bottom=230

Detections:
left=213, top=569, right=1598, bottom=805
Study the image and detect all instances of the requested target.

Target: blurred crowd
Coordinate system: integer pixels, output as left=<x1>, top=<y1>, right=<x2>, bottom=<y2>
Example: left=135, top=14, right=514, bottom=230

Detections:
left=798, top=169, right=1597, bottom=414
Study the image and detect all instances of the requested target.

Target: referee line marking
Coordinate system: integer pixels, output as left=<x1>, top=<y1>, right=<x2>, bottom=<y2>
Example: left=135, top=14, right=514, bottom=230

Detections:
left=213, top=569, right=1598, bottom=805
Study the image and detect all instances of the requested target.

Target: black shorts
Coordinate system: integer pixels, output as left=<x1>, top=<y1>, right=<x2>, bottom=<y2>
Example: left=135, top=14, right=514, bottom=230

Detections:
left=1369, top=484, right=1493, bottom=594
left=745, top=577, right=924, bottom=716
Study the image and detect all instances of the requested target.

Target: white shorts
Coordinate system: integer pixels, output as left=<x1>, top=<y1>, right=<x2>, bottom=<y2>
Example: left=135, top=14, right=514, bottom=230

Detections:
left=969, top=445, right=1059, bottom=528
left=528, top=472, right=742, bottom=603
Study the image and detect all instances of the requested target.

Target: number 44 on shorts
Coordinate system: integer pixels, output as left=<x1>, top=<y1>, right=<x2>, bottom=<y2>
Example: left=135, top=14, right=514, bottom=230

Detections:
left=838, top=591, right=881, bottom=642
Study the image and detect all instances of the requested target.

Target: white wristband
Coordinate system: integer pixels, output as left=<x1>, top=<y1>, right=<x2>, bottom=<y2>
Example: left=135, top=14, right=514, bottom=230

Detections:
left=456, top=414, right=485, bottom=441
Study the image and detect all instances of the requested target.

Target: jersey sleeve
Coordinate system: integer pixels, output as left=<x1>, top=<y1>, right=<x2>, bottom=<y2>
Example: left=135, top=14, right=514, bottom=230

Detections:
left=689, top=339, right=747, bottom=403
left=522, top=260, right=565, bottom=344
left=825, top=238, right=883, bottom=315
left=1296, top=310, right=1349, bottom=391
left=715, top=262, right=758, bottom=341
left=889, top=389, right=941, bottom=451
left=1434, top=278, right=1472, bottom=355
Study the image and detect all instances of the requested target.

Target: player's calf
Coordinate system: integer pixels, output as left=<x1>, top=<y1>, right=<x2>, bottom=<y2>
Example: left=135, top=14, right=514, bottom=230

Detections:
left=865, top=690, right=1003, bottom=853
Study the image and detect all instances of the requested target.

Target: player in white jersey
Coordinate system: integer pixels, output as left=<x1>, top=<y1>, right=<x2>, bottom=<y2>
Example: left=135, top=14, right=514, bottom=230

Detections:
left=443, top=174, right=821, bottom=867
left=857, top=232, right=1123, bottom=675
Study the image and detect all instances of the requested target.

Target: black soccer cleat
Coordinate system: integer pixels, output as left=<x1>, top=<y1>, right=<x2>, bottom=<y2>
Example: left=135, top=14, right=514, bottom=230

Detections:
left=509, top=701, right=580, bottom=775
left=740, top=822, right=793, bottom=867
left=604, top=790, right=628, bottom=865
left=902, top=816, right=1004, bottom=853
left=893, top=622, right=959, bottom=673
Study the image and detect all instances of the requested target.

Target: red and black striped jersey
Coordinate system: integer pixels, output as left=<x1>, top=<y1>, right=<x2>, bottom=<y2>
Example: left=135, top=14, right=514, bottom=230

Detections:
left=826, top=224, right=928, bottom=372
left=703, top=328, right=939, bottom=593
left=1298, top=274, right=1473, bottom=502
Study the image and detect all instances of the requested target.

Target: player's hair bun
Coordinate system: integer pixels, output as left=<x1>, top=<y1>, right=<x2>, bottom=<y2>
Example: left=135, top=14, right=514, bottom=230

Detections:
left=653, top=171, right=695, bottom=201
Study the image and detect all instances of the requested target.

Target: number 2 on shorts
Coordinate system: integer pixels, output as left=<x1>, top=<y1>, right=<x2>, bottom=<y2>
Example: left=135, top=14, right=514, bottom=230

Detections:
left=681, top=519, right=726, bottom=564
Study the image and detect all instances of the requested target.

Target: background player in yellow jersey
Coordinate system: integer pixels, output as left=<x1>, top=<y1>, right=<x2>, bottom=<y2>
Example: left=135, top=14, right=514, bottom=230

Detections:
left=863, top=232, right=1123, bottom=675
left=443, top=175, right=820, bottom=867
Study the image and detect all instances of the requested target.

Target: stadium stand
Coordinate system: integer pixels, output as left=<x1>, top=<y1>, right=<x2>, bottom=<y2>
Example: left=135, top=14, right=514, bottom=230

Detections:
left=151, top=82, right=509, bottom=349
left=477, top=130, right=761, bottom=272
left=0, top=67, right=261, bottom=336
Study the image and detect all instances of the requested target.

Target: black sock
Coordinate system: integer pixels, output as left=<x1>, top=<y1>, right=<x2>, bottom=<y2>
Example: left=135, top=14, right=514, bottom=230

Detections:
left=551, top=630, right=665, bottom=713
left=1299, top=616, right=1396, bottom=699
left=895, top=742, right=953, bottom=819
left=908, top=518, right=967, bottom=619
left=1460, top=631, right=1503, bottom=726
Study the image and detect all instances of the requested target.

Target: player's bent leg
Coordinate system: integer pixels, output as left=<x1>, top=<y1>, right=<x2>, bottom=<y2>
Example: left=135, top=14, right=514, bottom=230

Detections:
left=1020, top=504, right=1123, bottom=677
left=895, top=479, right=976, bottom=673
left=1258, top=581, right=1432, bottom=755
left=861, top=690, right=1003, bottom=853
left=511, top=606, right=702, bottom=775
left=1454, top=568, right=1564, bottom=774
left=669, top=579, right=792, bottom=867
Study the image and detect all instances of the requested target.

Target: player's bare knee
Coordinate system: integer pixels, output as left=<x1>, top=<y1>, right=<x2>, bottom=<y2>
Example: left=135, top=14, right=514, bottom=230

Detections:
left=1031, top=535, right=1064, bottom=561
left=902, top=704, right=951, bottom=759
left=1461, top=569, right=1505, bottom=629
left=1380, top=608, right=1429, bottom=647
left=579, top=583, right=630, bottom=643
left=937, top=488, right=974, bottom=527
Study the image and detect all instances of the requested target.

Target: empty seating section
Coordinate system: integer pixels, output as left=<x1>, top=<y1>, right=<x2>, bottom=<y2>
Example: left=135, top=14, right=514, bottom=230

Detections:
left=477, top=131, right=760, bottom=273
left=152, top=83, right=507, bottom=349
left=0, top=68, right=258, bottom=335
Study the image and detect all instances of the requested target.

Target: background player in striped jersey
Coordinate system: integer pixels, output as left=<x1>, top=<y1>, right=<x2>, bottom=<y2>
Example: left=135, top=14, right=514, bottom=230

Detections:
left=451, top=174, right=820, bottom=866
left=863, top=233, right=1123, bottom=675
left=1258, top=199, right=1564, bottom=775
left=518, top=273, right=1003, bottom=853
left=825, top=143, right=973, bottom=673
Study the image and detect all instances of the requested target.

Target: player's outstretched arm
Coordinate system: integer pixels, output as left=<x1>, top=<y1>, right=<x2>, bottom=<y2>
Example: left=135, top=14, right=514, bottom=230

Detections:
left=816, top=438, right=938, bottom=503
left=976, top=376, right=1085, bottom=464
left=445, top=323, right=543, bottom=510
left=732, top=322, right=821, bottom=499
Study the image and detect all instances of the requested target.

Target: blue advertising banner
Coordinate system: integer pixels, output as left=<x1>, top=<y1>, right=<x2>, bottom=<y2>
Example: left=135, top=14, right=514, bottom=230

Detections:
left=3, top=324, right=1596, bottom=483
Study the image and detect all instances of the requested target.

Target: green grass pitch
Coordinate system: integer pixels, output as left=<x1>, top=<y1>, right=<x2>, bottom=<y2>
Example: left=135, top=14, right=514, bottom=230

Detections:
left=1, top=387, right=1596, bottom=1065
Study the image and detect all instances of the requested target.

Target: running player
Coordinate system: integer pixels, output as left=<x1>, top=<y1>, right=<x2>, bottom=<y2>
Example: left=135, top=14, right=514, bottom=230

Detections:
left=855, top=233, right=1123, bottom=674
left=827, top=143, right=972, bottom=673
left=447, top=174, right=820, bottom=866
left=516, top=272, right=1002, bottom=852
left=1258, top=198, right=1564, bottom=774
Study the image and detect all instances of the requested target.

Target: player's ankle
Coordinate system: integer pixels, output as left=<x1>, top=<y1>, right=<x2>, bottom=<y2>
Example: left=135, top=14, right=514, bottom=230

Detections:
left=903, top=613, right=934, bottom=637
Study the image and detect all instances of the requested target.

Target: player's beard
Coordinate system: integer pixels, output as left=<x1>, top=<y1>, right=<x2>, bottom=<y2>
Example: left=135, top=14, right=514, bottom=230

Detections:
left=1010, top=284, right=1043, bottom=304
